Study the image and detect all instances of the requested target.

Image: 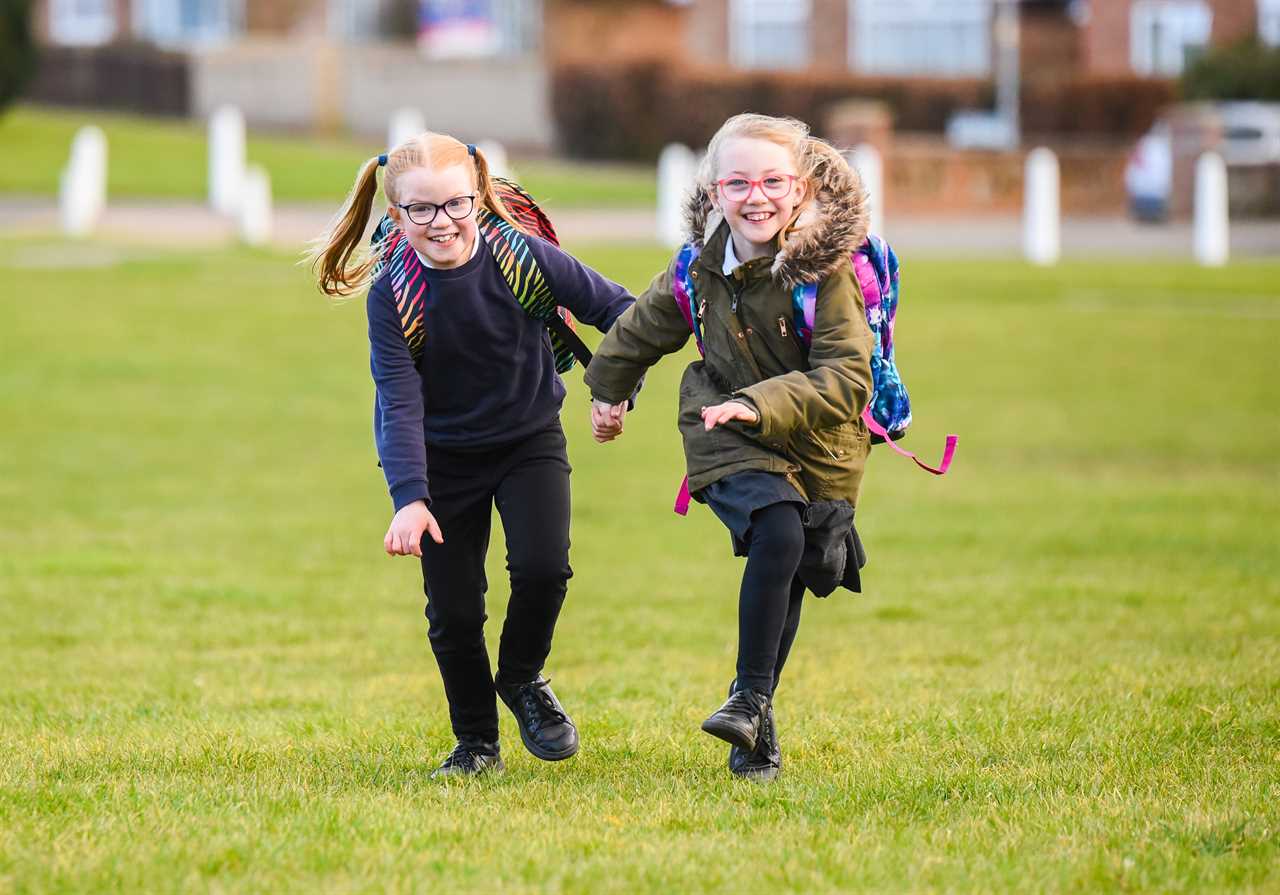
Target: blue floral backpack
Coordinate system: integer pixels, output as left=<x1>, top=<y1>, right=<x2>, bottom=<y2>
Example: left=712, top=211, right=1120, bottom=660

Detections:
left=670, top=233, right=956, bottom=514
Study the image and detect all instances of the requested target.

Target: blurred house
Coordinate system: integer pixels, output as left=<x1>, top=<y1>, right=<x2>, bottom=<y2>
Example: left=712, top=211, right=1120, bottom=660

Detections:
left=27, top=0, right=551, bottom=147
left=23, top=1, right=1280, bottom=154
left=684, top=0, right=1275, bottom=79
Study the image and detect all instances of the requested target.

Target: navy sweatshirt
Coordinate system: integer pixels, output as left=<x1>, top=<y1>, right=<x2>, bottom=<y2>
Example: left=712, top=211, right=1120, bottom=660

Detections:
left=366, top=231, right=634, bottom=511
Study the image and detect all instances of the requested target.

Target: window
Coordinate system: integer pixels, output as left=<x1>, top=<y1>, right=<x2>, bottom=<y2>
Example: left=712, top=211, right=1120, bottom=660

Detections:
left=730, top=0, right=811, bottom=70
left=851, top=0, right=992, bottom=76
left=1130, top=1, right=1212, bottom=76
left=328, top=0, right=383, bottom=41
left=417, top=0, right=541, bottom=58
left=49, top=0, right=116, bottom=46
left=133, top=0, right=241, bottom=47
left=1260, top=0, right=1280, bottom=46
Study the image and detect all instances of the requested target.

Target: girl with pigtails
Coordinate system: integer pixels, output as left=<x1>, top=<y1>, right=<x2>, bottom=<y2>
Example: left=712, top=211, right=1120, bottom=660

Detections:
left=585, top=114, right=880, bottom=782
left=311, top=133, right=634, bottom=778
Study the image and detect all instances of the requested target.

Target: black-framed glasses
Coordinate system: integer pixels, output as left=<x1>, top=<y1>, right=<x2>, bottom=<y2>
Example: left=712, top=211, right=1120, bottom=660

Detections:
left=395, top=194, right=477, bottom=226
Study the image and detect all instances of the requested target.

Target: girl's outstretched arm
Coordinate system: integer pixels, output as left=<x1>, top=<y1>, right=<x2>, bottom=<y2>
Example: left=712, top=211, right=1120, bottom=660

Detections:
left=526, top=237, right=635, bottom=333
left=583, top=266, right=692, bottom=407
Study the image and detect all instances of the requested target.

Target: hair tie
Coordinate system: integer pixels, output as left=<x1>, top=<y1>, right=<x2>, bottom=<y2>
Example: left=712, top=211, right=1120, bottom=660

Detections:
left=466, top=143, right=476, bottom=158
left=377, top=154, right=388, bottom=167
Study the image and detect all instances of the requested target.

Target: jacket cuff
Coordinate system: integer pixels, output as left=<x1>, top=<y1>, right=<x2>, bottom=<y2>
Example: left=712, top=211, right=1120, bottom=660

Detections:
left=391, top=481, right=430, bottom=512
left=733, top=389, right=773, bottom=438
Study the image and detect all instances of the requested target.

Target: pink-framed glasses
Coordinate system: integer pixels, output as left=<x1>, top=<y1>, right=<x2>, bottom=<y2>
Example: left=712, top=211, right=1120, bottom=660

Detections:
left=716, top=174, right=800, bottom=202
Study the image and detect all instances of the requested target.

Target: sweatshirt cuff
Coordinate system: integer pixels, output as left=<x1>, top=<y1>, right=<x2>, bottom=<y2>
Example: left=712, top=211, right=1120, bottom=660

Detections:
left=391, top=481, right=430, bottom=512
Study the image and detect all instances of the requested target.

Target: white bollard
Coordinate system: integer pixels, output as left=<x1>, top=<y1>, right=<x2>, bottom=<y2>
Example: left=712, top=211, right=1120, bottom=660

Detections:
left=1194, top=151, right=1229, bottom=267
left=209, top=105, right=246, bottom=216
left=657, top=143, right=697, bottom=249
left=848, top=144, right=884, bottom=236
left=59, top=125, right=108, bottom=237
left=476, top=139, right=510, bottom=179
left=238, top=164, right=273, bottom=247
left=388, top=108, right=426, bottom=154
left=1023, top=147, right=1060, bottom=266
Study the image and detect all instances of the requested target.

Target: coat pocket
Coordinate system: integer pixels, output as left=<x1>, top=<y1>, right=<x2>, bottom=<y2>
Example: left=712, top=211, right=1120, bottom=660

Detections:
left=790, top=420, right=869, bottom=503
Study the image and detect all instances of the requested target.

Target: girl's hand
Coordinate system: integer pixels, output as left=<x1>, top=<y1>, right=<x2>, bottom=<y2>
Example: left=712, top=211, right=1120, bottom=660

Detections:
left=701, top=400, right=759, bottom=431
left=591, top=399, right=628, bottom=443
left=384, top=500, right=443, bottom=557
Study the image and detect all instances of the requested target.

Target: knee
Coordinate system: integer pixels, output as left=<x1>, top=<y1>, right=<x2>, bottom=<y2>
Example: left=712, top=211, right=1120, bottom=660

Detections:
left=507, top=552, right=572, bottom=587
left=425, top=596, right=487, bottom=643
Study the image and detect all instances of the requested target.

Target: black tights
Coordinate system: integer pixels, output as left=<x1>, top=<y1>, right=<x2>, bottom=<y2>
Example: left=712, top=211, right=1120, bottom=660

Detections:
left=736, top=502, right=807, bottom=695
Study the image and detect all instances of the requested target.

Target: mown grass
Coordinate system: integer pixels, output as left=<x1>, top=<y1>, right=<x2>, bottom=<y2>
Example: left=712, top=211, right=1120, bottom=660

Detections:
left=0, top=105, right=657, bottom=208
left=0, top=239, right=1277, bottom=893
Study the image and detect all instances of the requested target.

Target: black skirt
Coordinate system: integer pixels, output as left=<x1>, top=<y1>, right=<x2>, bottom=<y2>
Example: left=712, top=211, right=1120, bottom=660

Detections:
left=697, top=470, right=866, bottom=596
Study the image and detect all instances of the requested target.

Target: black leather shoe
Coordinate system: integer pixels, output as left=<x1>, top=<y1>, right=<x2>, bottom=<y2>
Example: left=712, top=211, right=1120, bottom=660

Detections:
left=430, top=740, right=505, bottom=779
left=700, top=685, right=770, bottom=751
left=727, top=681, right=782, bottom=782
left=497, top=676, right=579, bottom=761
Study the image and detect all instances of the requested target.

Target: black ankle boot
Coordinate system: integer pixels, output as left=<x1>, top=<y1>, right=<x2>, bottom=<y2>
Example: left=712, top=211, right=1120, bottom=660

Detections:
left=727, top=681, right=782, bottom=781
left=431, top=739, right=504, bottom=779
left=497, top=676, right=579, bottom=761
left=700, top=684, right=770, bottom=751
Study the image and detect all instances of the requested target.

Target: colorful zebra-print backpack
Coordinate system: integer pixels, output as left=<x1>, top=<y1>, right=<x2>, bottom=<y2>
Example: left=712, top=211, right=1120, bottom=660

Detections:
left=369, top=177, right=590, bottom=373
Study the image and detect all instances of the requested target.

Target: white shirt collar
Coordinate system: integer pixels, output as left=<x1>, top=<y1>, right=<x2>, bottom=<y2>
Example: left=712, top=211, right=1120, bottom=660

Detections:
left=722, top=234, right=741, bottom=276
left=415, top=231, right=481, bottom=269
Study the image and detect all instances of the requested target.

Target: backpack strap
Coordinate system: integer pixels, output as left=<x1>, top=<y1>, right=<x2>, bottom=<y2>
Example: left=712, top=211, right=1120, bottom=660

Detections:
left=478, top=210, right=591, bottom=372
left=791, top=282, right=818, bottom=344
left=671, top=242, right=705, bottom=358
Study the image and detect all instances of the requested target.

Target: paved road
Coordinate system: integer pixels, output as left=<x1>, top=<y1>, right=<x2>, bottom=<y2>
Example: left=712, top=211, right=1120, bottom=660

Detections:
left=3, top=197, right=1278, bottom=258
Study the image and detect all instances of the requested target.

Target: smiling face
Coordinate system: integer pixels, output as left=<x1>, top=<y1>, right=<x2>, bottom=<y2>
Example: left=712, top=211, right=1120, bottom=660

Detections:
left=388, top=163, right=478, bottom=269
left=712, top=136, right=807, bottom=261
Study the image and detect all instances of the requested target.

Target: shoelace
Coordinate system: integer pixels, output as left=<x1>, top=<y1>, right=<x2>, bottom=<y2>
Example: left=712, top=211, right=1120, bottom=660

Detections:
left=442, top=743, right=487, bottom=771
left=517, top=681, right=568, bottom=732
left=722, top=689, right=765, bottom=719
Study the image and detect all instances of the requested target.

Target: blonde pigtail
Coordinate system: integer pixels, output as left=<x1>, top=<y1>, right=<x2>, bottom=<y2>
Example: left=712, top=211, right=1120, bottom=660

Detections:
left=309, top=155, right=383, bottom=297
left=472, top=148, right=530, bottom=235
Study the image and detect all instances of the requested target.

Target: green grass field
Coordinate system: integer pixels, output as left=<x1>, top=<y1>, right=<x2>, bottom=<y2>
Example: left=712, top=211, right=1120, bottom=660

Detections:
left=0, top=106, right=657, bottom=208
left=1, top=238, right=1277, bottom=893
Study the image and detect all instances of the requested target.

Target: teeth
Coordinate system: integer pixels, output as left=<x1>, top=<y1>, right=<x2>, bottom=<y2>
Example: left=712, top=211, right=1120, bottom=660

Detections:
left=430, top=234, right=456, bottom=243
left=745, top=213, right=773, bottom=222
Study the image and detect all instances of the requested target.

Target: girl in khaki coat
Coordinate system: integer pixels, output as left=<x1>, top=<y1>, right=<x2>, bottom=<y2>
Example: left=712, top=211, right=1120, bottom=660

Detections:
left=584, top=114, right=876, bottom=781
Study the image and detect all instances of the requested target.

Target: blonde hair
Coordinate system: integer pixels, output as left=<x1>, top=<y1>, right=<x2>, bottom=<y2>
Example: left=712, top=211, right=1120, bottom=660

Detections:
left=697, top=113, right=855, bottom=241
left=309, top=132, right=524, bottom=297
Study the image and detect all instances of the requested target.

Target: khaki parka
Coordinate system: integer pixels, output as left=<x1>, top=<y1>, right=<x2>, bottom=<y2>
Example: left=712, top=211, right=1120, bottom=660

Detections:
left=584, top=159, right=877, bottom=506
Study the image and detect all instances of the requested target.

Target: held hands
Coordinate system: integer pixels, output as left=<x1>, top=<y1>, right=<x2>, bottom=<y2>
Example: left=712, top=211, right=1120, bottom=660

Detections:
left=701, top=400, right=759, bottom=431
left=384, top=500, right=443, bottom=557
left=591, top=399, right=628, bottom=443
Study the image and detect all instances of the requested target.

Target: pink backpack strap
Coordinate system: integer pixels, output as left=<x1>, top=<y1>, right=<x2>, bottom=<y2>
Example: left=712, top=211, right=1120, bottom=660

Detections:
left=674, top=476, right=692, bottom=516
left=861, top=406, right=957, bottom=475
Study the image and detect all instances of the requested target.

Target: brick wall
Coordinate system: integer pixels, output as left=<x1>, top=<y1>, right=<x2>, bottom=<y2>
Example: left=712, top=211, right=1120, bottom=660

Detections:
left=811, top=0, right=850, bottom=72
left=544, top=0, right=688, bottom=65
left=1083, top=0, right=1259, bottom=76
left=686, top=0, right=730, bottom=64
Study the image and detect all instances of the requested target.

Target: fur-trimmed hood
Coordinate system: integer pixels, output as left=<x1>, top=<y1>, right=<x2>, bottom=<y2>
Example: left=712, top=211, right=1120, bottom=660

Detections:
left=683, top=152, right=870, bottom=290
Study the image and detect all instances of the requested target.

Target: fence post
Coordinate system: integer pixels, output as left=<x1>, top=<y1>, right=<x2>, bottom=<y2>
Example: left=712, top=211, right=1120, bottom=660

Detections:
left=238, top=164, right=273, bottom=247
left=388, top=108, right=426, bottom=153
left=657, top=143, right=697, bottom=249
left=1023, top=147, right=1060, bottom=266
left=1194, top=151, right=1229, bottom=267
left=209, top=105, right=246, bottom=216
left=60, top=125, right=107, bottom=238
left=848, top=143, right=884, bottom=236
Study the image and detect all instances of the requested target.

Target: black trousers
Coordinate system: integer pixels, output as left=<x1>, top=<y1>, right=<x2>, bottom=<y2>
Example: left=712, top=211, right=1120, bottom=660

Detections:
left=418, top=421, right=572, bottom=744
left=736, top=502, right=807, bottom=695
